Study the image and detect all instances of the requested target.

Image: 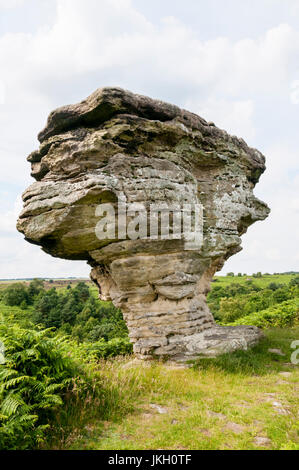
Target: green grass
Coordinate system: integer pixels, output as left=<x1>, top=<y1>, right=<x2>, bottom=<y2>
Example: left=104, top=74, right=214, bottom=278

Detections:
left=50, top=327, right=299, bottom=451
left=1, top=275, right=298, bottom=450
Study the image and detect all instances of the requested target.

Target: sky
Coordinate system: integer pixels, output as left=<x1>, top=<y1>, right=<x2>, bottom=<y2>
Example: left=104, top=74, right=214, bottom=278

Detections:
left=0, top=0, right=298, bottom=278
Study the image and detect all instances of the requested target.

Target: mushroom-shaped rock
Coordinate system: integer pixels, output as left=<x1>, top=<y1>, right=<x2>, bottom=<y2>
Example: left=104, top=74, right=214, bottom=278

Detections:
left=17, top=87, right=270, bottom=361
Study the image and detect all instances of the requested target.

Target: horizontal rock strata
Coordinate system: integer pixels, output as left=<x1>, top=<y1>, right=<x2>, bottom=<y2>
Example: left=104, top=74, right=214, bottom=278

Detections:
left=17, top=87, right=270, bottom=360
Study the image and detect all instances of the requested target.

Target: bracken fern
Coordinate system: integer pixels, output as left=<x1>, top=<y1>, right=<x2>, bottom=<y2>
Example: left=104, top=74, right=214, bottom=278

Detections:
left=0, top=316, right=78, bottom=449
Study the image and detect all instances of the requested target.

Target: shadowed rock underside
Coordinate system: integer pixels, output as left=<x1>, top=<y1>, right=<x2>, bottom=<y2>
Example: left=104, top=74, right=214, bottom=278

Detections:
left=17, top=87, right=270, bottom=360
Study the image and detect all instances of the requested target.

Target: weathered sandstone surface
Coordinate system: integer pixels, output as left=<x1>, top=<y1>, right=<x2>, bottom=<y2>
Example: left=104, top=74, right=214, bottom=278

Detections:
left=17, top=87, right=270, bottom=360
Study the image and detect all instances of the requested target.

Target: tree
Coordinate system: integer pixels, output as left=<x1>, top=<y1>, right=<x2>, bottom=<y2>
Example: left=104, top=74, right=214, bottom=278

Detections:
left=73, top=282, right=90, bottom=302
left=28, top=279, right=45, bottom=303
left=253, top=272, right=262, bottom=278
left=32, top=288, right=60, bottom=328
left=3, top=283, right=28, bottom=307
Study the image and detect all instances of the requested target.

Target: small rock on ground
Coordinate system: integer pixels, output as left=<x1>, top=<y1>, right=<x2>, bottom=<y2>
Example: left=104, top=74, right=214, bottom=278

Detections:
left=254, top=436, right=272, bottom=447
left=223, top=422, right=246, bottom=434
left=142, top=413, right=154, bottom=419
left=279, top=372, right=292, bottom=377
left=268, top=348, right=285, bottom=356
left=163, top=362, right=192, bottom=369
left=207, top=410, right=226, bottom=420
left=121, top=359, right=152, bottom=369
left=271, top=401, right=290, bottom=415
left=262, top=396, right=290, bottom=415
left=199, top=428, right=212, bottom=437
left=150, top=404, right=168, bottom=414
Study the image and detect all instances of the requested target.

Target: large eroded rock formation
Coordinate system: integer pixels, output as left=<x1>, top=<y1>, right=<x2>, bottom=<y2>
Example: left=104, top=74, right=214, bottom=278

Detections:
left=17, top=87, right=270, bottom=361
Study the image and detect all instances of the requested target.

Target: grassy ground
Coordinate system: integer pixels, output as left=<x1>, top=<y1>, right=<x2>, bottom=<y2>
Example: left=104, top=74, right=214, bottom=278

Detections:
left=213, top=273, right=296, bottom=288
left=1, top=275, right=298, bottom=450
left=55, top=327, right=299, bottom=451
left=0, top=279, right=92, bottom=291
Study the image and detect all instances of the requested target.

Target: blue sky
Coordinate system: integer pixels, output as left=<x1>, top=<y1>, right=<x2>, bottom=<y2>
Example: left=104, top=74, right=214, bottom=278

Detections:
left=0, top=0, right=298, bottom=278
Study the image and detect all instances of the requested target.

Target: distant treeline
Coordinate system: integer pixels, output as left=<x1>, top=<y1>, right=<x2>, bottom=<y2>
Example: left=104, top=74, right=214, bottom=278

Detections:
left=0, top=279, right=131, bottom=349
left=0, top=277, right=87, bottom=281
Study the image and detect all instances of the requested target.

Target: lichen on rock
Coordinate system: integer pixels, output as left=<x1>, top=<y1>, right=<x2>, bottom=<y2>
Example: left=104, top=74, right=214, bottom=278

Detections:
left=17, top=87, right=270, bottom=360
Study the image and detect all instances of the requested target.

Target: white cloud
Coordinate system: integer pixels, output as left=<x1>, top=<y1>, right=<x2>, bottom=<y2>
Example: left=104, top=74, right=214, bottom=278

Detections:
left=0, top=0, right=24, bottom=9
left=0, top=234, right=90, bottom=279
left=224, top=142, right=299, bottom=275
left=290, top=79, right=299, bottom=104
left=1, top=3, right=299, bottom=98
left=0, top=196, right=22, bottom=235
left=185, top=98, right=256, bottom=143
left=0, top=199, right=89, bottom=279
left=265, top=248, right=281, bottom=262
left=0, top=80, right=5, bottom=104
left=0, top=0, right=298, bottom=277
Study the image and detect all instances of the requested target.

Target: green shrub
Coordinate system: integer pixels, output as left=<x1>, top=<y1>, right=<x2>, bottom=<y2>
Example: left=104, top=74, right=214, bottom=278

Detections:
left=209, top=279, right=297, bottom=323
left=20, top=300, right=28, bottom=311
left=229, top=298, right=299, bottom=329
left=85, top=337, right=133, bottom=359
left=289, top=276, right=299, bottom=288
left=218, top=297, right=247, bottom=322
